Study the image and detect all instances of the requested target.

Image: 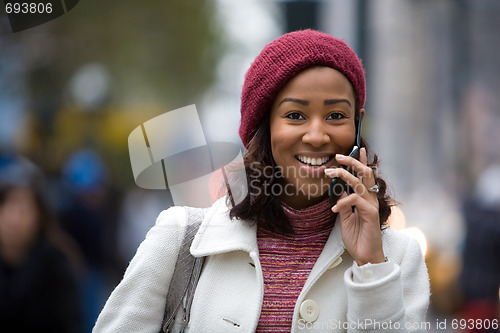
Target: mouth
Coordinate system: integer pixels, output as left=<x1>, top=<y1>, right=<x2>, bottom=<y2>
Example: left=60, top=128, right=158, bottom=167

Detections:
left=295, top=154, right=334, bottom=167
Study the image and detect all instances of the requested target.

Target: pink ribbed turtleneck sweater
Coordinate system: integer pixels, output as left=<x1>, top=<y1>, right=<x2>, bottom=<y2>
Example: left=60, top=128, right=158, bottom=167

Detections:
left=256, top=197, right=335, bottom=332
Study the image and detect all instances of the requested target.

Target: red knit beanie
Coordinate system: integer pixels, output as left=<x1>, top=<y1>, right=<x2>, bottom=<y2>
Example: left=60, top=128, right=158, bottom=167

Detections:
left=239, top=29, right=366, bottom=147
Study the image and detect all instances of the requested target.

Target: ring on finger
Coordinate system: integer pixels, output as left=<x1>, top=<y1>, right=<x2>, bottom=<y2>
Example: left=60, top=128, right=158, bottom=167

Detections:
left=368, top=184, right=379, bottom=193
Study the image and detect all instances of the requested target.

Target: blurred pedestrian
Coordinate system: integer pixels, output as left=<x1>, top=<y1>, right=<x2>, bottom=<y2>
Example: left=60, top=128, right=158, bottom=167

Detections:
left=59, top=148, right=121, bottom=331
left=0, top=155, right=82, bottom=333
left=459, top=164, right=500, bottom=332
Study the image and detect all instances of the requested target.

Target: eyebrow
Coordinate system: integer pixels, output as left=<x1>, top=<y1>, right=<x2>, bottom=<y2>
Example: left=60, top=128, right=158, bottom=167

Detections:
left=278, top=97, right=352, bottom=107
left=278, top=97, right=308, bottom=106
left=324, top=99, right=352, bottom=107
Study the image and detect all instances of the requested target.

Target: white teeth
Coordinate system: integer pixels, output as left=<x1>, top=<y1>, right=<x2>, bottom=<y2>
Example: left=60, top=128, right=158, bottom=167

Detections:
left=297, top=155, right=331, bottom=166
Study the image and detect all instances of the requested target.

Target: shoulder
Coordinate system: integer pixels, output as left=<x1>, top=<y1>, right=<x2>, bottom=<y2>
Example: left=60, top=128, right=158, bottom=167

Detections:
left=155, top=197, right=229, bottom=226
left=155, top=205, right=188, bottom=226
left=151, top=197, right=230, bottom=245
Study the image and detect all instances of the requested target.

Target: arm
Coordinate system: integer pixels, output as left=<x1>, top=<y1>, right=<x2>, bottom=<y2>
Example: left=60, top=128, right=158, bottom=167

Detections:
left=326, top=148, right=429, bottom=331
left=93, top=206, right=186, bottom=333
left=344, top=236, right=430, bottom=332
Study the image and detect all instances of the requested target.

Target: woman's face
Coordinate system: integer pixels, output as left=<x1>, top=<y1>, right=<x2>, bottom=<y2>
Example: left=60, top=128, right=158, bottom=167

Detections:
left=269, top=66, right=364, bottom=209
left=0, top=188, right=39, bottom=253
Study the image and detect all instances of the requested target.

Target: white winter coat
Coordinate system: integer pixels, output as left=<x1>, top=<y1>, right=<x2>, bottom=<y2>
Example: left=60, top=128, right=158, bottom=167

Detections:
left=93, top=197, right=430, bottom=332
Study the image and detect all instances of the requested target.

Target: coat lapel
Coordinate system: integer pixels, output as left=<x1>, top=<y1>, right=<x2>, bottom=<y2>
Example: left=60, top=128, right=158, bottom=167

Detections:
left=302, top=217, right=346, bottom=292
left=190, top=198, right=258, bottom=257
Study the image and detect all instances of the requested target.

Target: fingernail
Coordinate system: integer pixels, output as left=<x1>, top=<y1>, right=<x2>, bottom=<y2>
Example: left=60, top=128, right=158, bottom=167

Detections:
left=335, top=154, right=346, bottom=160
left=324, top=168, right=336, bottom=175
left=331, top=205, right=338, bottom=212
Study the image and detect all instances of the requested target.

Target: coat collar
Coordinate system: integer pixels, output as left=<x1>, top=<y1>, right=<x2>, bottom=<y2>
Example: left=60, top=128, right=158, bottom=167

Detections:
left=190, top=197, right=258, bottom=257
left=191, top=197, right=346, bottom=266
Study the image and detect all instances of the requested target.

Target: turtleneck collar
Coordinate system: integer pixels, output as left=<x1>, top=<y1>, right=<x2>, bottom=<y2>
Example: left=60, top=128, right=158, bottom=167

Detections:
left=281, top=196, right=335, bottom=235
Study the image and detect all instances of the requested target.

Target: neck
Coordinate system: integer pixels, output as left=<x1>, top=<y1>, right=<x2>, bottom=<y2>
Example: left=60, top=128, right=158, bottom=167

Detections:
left=281, top=196, right=335, bottom=235
left=280, top=192, right=330, bottom=210
left=0, top=245, right=29, bottom=266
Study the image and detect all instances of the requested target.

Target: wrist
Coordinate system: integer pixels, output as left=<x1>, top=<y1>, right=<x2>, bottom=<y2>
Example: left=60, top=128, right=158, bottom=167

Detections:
left=355, top=253, right=386, bottom=266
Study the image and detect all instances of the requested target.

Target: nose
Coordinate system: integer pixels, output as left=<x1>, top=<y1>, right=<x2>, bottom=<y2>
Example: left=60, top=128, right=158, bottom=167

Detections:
left=302, top=119, right=330, bottom=147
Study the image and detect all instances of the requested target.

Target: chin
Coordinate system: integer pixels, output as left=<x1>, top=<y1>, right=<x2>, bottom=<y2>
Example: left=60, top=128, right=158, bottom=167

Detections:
left=294, top=179, right=330, bottom=199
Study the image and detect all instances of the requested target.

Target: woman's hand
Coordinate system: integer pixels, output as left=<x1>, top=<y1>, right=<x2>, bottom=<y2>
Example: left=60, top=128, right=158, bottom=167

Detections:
left=324, top=148, right=385, bottom=266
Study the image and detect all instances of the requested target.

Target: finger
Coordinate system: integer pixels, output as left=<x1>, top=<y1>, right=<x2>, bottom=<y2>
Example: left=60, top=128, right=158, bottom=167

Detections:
left=324, top=168, right=371, bottom=198
left=325, top=167, right=359, bottom=187
left=334, top=153, right=368, bottom=172
left=331, top=192, right=351, bottom=215
left=358, top=148, right=370, bottom=184
left=334, top=153, right=374, bottom=185
left=359, top=147, right=367, bottom=166
left=331, top=193, right=379, bottom=216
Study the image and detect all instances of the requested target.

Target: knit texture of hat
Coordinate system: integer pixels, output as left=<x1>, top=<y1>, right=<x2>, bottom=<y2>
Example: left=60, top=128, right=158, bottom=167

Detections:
left=239, top=29, right=365, bottom=147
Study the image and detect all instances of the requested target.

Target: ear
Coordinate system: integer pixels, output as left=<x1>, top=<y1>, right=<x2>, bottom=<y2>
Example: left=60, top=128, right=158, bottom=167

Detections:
left=360, top=108, right=366, bottom=121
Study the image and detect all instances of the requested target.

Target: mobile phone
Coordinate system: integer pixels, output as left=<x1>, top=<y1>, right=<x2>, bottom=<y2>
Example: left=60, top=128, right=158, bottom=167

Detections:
left=329, top=115, right=362, bottom=206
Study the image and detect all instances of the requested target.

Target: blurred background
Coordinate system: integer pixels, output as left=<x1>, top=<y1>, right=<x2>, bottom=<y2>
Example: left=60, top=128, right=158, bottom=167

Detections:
left=1, top=0, right=499, bottom=332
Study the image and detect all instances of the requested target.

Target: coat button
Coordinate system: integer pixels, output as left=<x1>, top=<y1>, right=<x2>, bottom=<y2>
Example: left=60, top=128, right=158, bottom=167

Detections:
left=363, top=269, right=374, bottom=279
left=299, top=299, right=320, bottom=323
left=328, top=257, right=343, bottom=269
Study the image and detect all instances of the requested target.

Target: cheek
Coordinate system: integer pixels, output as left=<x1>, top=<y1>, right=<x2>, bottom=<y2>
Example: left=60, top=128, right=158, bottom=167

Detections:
left=0, top=202, right=39, bottom=236
left=269, top=123, right=292, bottom=159
left=331, top=126, right=357, bottom=152
left=270, top=134, right=299, bottom=174
left=270, top=137, right=283, bottom=166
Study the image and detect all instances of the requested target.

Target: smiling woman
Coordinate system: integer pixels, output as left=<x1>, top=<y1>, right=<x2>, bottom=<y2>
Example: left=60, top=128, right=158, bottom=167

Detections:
left=269, top=66, right=359, bottom=209
left=231, top=37, right=392, bottom=235
left=94, top=30, right=430, bottom=333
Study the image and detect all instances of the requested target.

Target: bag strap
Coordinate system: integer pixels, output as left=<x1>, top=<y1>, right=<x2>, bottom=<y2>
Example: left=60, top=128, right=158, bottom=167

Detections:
left=160, top=207, right=206, bottom=333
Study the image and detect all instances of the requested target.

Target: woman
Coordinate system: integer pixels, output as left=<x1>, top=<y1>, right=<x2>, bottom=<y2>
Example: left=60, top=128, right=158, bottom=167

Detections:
left=0, top=156, right=83, bottom=333
left=94, top=29, right=429, bottom=332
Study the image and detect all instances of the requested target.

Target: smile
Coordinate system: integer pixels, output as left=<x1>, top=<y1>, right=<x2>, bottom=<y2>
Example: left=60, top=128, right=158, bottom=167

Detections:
left=296, top=155, right=332, bottom=166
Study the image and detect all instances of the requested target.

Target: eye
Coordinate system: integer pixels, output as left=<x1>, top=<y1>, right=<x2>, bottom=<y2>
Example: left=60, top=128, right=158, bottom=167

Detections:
left=327, top=112, right=345, bottom=120
left=285, top=112, right=305, bottom=120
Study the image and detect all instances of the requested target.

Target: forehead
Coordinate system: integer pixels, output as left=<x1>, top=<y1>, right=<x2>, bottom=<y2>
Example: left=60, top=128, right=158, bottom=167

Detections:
left=274, top=66, right=356, bottom=103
